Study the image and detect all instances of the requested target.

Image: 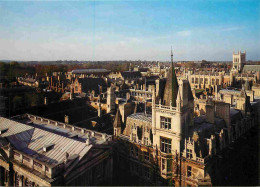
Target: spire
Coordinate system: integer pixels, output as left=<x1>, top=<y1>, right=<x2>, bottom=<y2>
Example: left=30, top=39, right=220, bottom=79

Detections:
left=171, top=46, right=173, bottom=66
left=162, top=47, right=179, bottom=107
left=113, top=109, right=122, bottom=128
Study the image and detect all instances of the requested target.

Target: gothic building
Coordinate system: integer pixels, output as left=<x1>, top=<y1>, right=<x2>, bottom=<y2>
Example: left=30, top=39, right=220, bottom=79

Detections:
left=113, top=51, right=259, bottom=186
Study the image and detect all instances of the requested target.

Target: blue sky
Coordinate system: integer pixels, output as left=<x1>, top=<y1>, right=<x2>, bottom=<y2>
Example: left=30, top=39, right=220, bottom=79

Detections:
left=0, top=0, right=259, bottom=61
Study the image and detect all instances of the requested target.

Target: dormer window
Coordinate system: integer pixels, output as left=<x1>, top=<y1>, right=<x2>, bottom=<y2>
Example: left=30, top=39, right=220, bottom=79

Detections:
left=43, top=144, right=54, bottom=152
left=160, top=117, right=171, bottom=130
left=0, top=128, right=8, bottom=134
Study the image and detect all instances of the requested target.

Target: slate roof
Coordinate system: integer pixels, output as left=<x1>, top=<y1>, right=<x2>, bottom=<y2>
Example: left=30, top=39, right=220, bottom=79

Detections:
left=78, top=78, right=107, bottom=93
left=127, top=113, right=152, bottom=123
left=72, top=69, right=110, bottom=74
left=121, top=71, right=142, bottom=79
left=243, top=65, right=260, bottom=72
left=0, top=117, right=91, bottom=166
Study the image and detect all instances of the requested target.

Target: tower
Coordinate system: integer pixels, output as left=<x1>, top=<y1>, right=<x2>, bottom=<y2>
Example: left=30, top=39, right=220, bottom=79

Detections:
left=152, top=48, right=194, bottom=155
left=232, top=50, right=246, bottom=72
left=107, top=86, right=115, bottom=113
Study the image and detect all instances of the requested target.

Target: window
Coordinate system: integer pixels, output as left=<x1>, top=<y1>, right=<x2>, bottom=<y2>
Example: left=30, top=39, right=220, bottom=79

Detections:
left=144, top=167, right=150, bottom=178
left=186, top=149, right=192, bottom=159
left=192, top=78, right=194, bottom=83
left=144, top=152, right=150, bottom=161
left=134, top=163, right=139, bottom=174
left=160, top=117, right=171, bottom=129
left=187, top=166, right=192, bottom=177
left=200, top=78, right=203, bottom=83
left=144, top=137, right=149, bottom=145
left=135, top=147, right=139, bottom=158
left=195, top=78, right=198, bottom=84
left=216, top=79, right=219, bottom=85
left=162, top=158, right=166, bottom=171
left=130, top=146, right=134, bottom=155
left=132, top=133, right=136, bottom=142
left=205, top=78, right=208, bottom=84
left=34, top=161, right=42, bottom=168
left=160, top=137, right=172, bottom=153
left=23, top=156, right=30, bottom=162
left=95, top=163, right=103, bottom=180
left=167, top=159, right=172, bottom=172
left=14, top=152, right=20, bottom=157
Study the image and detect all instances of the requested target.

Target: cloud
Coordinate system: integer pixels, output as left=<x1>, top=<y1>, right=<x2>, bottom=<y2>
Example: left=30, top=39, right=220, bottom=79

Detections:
left=218, top=26, right=244, bottom=32
left=176, top=30, right=192, bottom=37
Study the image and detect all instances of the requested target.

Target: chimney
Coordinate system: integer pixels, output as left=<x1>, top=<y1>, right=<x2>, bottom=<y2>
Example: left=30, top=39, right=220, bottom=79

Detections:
left=64, top=115, right=69, bottom=123
left=98, top=105, right=102, bottom=117
left=44, top=97, right=48, bottom=105
left=86, top=138, right=90, bottom=146
left=126, top=92, right=130, bottom=100
left=206, top=104, right=215, bottom=124
left=64, top=152, right=69, bottom=164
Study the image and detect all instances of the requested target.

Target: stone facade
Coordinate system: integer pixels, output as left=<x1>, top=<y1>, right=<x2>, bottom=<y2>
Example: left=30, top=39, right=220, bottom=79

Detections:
left=231, top=50, right=246, bottom=72
left=113, top=61, right=259, bottom=186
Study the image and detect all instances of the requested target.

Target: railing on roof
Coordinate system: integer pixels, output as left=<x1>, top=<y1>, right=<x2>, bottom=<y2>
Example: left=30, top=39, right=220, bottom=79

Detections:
left=25, top=114, right=112, bottom=141
left=155, top=104, right=177, bottom=111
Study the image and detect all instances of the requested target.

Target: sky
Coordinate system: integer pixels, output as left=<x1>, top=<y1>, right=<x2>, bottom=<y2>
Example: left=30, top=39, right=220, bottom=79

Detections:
left=0, top=0, right=259, bottom=61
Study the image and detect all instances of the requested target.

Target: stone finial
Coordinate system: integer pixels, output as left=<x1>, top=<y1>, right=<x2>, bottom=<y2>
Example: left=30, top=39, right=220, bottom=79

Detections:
left=86, top=138, right=90, bottom=146
left=64, top=152, right=69, bottom=164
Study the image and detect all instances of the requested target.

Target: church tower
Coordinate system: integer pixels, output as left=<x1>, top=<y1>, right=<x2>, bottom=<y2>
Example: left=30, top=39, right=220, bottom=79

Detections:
left=232, top=50, right=246, bottom=72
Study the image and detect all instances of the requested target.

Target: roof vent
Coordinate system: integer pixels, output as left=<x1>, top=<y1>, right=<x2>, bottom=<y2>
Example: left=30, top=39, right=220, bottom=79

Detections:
left=0, top=128, right=8, bottom=134
left=43, top=143, right=54, bottom=152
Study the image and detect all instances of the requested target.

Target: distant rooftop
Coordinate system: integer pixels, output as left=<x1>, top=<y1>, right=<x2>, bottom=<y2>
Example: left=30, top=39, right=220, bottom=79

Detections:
left=243, top=65, right=260, bottom=72
left=71, top=69, right=110, bottom=74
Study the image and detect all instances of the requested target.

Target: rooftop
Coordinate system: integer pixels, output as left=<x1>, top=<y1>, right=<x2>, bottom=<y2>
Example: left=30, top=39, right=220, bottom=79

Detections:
left=71, top=69, right=110, bottom=74
left=0, top=114, right=112, bottom=167
left=128, top=113, right=152, bottom=123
